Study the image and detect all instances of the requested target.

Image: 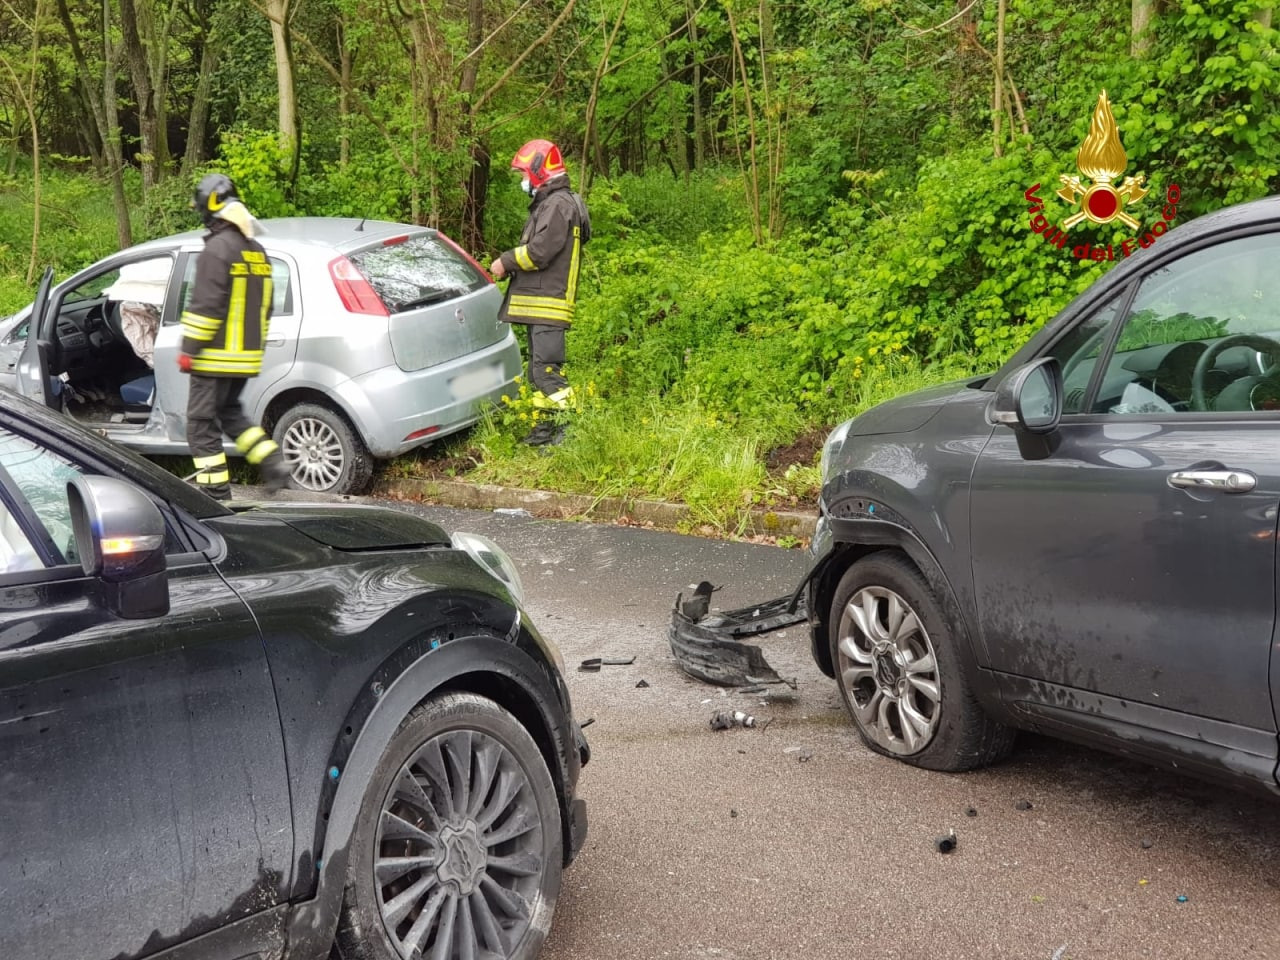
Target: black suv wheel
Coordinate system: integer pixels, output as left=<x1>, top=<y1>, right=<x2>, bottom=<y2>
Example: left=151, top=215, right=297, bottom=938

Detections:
left=336, top=692, right=563, bottom=960
left=829, top=552, right=1014, bottom=771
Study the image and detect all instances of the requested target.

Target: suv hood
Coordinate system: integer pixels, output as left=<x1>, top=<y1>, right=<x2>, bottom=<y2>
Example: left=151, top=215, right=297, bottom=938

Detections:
left=846, top=377, right=982, bottom=438
left=236, top=502, right=451, bottom=550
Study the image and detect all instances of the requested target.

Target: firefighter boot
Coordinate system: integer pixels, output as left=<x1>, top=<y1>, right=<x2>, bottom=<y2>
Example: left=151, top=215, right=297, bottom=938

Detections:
left=259, top=453, right=292, bottom=495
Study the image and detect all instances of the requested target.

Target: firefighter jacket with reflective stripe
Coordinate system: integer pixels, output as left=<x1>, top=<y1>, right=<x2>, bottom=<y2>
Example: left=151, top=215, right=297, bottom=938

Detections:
left=497, top=178, right=588, bottom=329
left=180, top=220, right=273, bottom=377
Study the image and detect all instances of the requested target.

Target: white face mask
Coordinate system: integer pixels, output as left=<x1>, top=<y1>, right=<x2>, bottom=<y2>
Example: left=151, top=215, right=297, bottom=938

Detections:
left=520, top=177, right=534, bottom=196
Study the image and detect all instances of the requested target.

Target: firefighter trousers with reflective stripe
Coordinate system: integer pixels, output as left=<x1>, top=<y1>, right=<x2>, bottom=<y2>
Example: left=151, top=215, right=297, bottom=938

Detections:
left=528, top=324, right=568, bottom=397
left=186, top=375, right=281, bottom=496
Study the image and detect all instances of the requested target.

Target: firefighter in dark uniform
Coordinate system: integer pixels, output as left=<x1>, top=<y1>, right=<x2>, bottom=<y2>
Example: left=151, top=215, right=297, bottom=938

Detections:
left=178, top=174, right=290, bottom=500
left=490, top=139, right=590, bottom=446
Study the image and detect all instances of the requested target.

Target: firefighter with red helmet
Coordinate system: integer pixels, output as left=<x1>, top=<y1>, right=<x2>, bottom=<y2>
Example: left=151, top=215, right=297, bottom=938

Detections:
left=178, top=173, right=291, bottom=499
left=491, top=139, right=591, bottom=446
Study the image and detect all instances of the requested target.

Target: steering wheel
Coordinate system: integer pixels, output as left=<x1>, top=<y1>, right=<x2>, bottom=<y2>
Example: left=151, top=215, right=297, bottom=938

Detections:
left=1191, top=333, right=1280, bottom=411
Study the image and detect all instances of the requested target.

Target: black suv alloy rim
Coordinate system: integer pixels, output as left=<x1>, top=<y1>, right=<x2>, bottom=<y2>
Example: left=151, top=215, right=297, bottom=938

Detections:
left=374, top=729, right=545, bottom=959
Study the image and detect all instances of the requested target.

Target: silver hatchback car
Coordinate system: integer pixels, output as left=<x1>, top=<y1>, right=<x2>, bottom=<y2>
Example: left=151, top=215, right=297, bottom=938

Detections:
left=7, top=218, right=521, bottom=494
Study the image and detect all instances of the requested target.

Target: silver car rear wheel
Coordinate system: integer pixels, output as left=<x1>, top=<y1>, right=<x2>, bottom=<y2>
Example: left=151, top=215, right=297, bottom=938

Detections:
left=273, top=402, right=374, bottom=495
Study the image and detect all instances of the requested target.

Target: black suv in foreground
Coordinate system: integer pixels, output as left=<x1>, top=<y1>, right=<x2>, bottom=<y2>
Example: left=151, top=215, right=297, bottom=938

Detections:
left=0, top=391, right=587, bottom=960
left=806, top=196, right=1280, bottom=795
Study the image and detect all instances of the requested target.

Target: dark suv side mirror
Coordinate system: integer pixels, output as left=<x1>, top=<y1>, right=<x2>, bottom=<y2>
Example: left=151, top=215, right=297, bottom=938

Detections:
left=992, top=357, right=1063, bottom=433
left=990, top=357, right=1063, bottom=460
left=67, top=475, right=170, bottom=619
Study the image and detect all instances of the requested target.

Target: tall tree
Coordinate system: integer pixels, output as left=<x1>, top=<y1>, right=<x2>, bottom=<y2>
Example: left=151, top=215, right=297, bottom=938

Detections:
left=0, top=0, right=46, bottom=282
left=119, top=0, right=179, bottom=192
left=1132, top=0, right=1156, bottom=57
left=54, top=0, right=131, bottom=246
left=264, top=0, right=299, bottom=185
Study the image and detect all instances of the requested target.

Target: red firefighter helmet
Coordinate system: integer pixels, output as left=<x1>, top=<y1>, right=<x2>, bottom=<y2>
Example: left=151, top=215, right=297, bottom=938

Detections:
left=511, top=139, right=566, bottom=190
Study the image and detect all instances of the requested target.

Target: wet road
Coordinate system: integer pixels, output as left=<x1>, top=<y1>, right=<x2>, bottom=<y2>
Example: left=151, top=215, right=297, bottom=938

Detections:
left=386, top=499, right=1280, bottom=960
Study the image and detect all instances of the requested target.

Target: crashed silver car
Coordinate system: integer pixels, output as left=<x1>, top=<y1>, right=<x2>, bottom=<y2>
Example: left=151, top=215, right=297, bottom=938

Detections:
left=8, top=218, right=522, bottom=495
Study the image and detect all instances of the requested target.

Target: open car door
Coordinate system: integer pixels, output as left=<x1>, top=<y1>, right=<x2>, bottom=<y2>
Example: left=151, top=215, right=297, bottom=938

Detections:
left=14, top=266, right=59, bottom=409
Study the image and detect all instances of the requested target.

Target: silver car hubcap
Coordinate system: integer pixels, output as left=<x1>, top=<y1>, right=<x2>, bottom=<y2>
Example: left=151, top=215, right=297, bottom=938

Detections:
left=281, top=417, right=344, bottom=491
left=837, top=585, right=941, bottom=755
left=375, top=730, right=544, bottom=959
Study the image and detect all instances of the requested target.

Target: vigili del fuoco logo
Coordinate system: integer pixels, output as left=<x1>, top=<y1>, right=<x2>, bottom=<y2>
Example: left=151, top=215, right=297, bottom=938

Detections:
left=1024, top=90, right=1180, bottom=261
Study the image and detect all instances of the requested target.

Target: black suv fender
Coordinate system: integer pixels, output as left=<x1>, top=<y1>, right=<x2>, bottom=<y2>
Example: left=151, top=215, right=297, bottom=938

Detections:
left=807, top=504, right=1005, bottom=723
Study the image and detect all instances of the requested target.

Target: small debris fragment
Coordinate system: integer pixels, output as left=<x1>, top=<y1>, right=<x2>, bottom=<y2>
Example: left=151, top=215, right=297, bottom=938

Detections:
left=1015, top=799, right=1033, bottom=811
left=636, top=679, right=650, bottom=688
left=737, top=749, right=747, bottom=755
left=965, top=806, right=978, bottom=818
left=1176, top=894, right=1189, bottom=903
left=579, top=717, right=595, bottom=728
left=736, top=684, right=767, bottom=695
left=578, top=656, right=636, bottom=671
left=796, top=750, right=812, bottom=763
left=493, top=507, right=533, bottom=517
left=710, top=710, right=758, bottom=730
left=934, top=829, right=957, bottom=854
left=1051, top=946, right=1068, bottom=960
left=1140, top=838, right=1153, bottom=849
left=730, top=809, right=739, bottom=818
left=1138, top=878, right=1149, bottom=886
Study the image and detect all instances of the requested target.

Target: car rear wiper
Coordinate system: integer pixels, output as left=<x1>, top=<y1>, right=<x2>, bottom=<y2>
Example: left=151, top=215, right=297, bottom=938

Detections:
left=395, top=289, right=460, bottom=311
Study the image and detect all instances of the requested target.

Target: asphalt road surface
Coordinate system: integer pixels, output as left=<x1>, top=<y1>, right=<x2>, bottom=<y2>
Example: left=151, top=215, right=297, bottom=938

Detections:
left=381, top=498, right=1280, bottom=960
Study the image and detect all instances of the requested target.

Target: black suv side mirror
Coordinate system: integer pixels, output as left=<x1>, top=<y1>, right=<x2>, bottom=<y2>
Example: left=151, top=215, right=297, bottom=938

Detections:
left=67, top=475, right=170, bottom=619
left=990, top=357, right=1063, bottom=460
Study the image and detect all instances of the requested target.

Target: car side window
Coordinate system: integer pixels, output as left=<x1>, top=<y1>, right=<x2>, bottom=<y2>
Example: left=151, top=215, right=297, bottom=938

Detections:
left=1087, top=233, right=1280, bottom=415
left=176, top=254, right=293, bottom=320
left=1048, top=294, right=1126, bottom=415
left=0, top=429, right=82, bottom=565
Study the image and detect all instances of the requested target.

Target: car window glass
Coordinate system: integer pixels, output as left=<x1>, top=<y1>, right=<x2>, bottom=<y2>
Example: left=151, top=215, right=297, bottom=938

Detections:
left=348, top=234, right=487, bottom=313
left=178, top=255, right=292, bottom=318
left=0, top=496, right=42, bottom=573
left=1089, top=233, right=1280, bottom=415
left=63, top=267, right=122, bottom=305
left=0, top=429, right=82, bottom=565
left=1046, top=294, right=1125, bottom=414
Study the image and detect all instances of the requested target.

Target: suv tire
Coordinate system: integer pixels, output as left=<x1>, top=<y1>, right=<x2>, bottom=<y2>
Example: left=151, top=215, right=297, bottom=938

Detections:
left=273, top=402, right=373, bottom=495
left=335, top=692, right=563, bottom=960
left=829, top=552, right=1014, bottom=771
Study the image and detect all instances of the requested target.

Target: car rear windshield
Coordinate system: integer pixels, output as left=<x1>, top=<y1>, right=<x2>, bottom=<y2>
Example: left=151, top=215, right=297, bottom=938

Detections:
left=348, top=234, right=487, bottom=313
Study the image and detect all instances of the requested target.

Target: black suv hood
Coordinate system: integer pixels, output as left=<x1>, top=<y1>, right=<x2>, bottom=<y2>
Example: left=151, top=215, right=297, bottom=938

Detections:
left=846, top=377, right=981, bottom=438
left=232, top=502, right=452, bottom=550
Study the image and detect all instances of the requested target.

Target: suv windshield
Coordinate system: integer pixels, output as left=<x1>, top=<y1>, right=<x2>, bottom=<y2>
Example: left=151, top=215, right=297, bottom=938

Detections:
left=348, top=234, right=486, bottom=313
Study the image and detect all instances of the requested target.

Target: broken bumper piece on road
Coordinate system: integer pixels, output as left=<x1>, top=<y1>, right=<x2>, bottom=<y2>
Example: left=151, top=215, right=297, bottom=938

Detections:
left=668, top=580, right=807, bottom=688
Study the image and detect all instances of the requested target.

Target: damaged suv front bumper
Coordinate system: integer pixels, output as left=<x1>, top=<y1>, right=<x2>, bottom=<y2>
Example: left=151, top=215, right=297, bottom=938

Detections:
left=667, top=580, right=809, bottom=687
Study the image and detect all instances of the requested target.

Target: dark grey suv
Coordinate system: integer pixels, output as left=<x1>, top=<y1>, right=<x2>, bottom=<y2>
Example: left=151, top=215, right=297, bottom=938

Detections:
left=806, top=195, right=1280, bottom=795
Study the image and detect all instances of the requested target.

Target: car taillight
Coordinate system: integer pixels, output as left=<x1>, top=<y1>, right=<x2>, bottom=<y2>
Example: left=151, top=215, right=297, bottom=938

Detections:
left=437, top=231, right=494, bottom=283
left=329, top=255, right=388, bottom=316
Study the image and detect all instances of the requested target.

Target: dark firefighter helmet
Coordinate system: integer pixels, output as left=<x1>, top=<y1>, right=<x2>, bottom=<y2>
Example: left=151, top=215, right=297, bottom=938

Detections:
left=511, top=139, right=566, bottom=190
left=193, top=173, right=241, bottom=227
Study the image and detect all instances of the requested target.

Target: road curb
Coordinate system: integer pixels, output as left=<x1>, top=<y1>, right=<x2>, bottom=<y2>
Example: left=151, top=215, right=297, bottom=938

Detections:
left=369, top=476, right=818, bottom=539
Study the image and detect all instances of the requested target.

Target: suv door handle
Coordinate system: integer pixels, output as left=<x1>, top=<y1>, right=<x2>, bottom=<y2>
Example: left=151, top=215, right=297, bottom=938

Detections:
left=1168, top=469, right=1257, bottom=493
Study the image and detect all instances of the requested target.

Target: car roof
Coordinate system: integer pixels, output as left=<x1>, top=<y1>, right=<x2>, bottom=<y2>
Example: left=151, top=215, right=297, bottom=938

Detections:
left=139, top=218, right=437, bottom=257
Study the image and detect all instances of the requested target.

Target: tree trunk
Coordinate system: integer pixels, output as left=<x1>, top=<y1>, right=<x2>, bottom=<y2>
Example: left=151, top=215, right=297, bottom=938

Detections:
left=1255, top=6, right=1273, bottom=28
left=581, top=0, right=630, bottom=194
left=993, top=0, right=1006, bottom=157
left=459, top=0, right=486, bottom=249
left=687, top=0, right=704, bottom=172
left=337, top=16, right=352, bottom=168
left=183, top=3, right=228, bottom=176
left=265, top=0, right=299, bottom=182
left=1131, top=0, right=1156, bottom=57
left=55, top=0, right=131, bottom=247
left=119, top=0, right=161, bottom=193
